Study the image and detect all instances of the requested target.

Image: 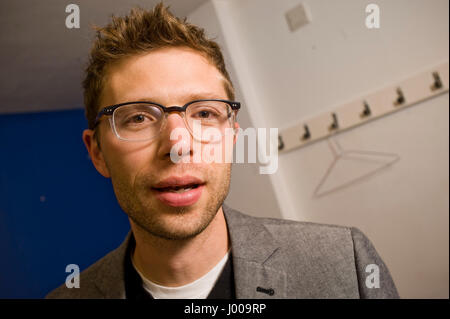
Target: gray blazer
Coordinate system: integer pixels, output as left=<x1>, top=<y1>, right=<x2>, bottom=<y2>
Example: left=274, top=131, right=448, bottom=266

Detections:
left=46, top=204, right=399, bottom=298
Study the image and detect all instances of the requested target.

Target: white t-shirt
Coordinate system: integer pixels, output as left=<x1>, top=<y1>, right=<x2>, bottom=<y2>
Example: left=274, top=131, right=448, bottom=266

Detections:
left=132, top=250, right=231, bottom=299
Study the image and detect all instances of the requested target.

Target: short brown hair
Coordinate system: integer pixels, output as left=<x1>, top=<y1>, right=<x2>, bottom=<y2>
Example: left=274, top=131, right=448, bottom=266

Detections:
left=83, top=2, right=235, bottom=130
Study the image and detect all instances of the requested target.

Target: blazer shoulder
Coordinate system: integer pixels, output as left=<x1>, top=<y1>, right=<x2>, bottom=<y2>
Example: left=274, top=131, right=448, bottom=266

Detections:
left=256, top=215, right=399, bottom=298
left=45, top=232, right=131, bottom=299
left=224, top=206, right=399, bottom=298
left=250, top=212, right=354, bottom=241
left=224, top=203, right=350, bottom=229
left=45, top=253, right=110, bottom=299
left=223, top=203, right=354, bottom=245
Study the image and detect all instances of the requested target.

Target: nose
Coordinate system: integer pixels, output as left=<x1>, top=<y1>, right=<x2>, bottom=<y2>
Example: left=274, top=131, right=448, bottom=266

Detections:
left=157, top=112, right=193, bottom=160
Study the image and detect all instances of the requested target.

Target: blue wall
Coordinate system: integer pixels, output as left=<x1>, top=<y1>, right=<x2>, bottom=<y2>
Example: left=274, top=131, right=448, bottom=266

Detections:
left=0, top=109, right=130, bottom=298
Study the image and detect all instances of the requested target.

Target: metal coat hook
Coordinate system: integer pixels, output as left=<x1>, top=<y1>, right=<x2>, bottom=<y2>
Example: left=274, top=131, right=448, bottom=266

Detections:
left=329, top=113, right=339, bottom=131
left=302, top=124, right=311, bottom=140
left=278, top=135, right=285, bottom=151
left=394, top=87, right=405, bottom=106
left=431, top=71, right=443, bottom=91
left=361, top=100, right=371, bottom=118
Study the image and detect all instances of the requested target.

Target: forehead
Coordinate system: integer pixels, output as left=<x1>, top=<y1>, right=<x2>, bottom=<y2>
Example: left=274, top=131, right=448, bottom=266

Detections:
left=100, top=47, right=227, bottom=106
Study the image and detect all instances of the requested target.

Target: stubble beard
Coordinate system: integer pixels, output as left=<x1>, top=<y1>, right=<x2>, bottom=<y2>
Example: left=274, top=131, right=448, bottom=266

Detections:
left=111, top=164, right=232, bottom=241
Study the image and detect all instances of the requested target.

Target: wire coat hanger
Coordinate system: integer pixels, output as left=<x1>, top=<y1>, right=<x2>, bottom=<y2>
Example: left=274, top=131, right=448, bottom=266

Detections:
left=313, top=134, right=400, bottom=198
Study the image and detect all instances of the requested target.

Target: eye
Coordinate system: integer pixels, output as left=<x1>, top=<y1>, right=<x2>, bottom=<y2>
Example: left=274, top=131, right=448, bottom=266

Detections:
left=197, top=110, right=214, bottom=118
left=130, top=114, right=147, bottom=123
left=124, top=113, right=155, bottom=124
left=187, top=101, right=230, bottom=124
left=191, top=106, right=221, bottom=120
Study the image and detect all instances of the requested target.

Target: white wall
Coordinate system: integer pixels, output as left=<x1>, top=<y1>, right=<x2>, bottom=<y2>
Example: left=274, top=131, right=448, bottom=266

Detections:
left=189, top=0, right=449, bottom=298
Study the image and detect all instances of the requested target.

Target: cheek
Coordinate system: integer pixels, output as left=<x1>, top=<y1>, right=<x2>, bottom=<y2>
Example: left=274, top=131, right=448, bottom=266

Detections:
left=206, top=162, right=232, bottom=187
left=103, top=140, right=158, bottom=183
left=198, top=131, right=235, bottom=163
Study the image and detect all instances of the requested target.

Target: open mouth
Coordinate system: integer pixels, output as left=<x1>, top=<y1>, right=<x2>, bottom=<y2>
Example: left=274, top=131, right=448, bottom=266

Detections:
left=152, top=181, right=205, bottom=207
left=153, top=183, right=202, bottom=193
left=151, top=176, right=205, bottom=206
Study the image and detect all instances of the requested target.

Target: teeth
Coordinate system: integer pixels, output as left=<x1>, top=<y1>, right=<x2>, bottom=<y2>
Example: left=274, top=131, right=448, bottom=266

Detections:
left=168, top=187, right=193, bottom=193
left=155, top=184, right=200, bottom=192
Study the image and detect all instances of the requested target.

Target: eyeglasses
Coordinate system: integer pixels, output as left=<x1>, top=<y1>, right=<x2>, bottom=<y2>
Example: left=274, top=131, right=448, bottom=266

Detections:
left=94, top=99, right=240, bottom=142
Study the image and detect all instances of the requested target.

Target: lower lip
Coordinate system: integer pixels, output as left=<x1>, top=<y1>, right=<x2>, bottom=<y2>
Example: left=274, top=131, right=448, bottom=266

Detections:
left=153, top=185, right=204, bottom=207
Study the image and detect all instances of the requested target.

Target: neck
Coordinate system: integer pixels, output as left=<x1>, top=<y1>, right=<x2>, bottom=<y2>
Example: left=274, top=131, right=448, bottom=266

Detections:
left=130, top=206, right=230, bottom=287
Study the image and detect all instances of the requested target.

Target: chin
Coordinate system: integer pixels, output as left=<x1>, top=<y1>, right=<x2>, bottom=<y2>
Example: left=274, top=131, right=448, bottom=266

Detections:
left=147, top=219, right=210, bottom=240
left=131, top=205, right=215, bottom=241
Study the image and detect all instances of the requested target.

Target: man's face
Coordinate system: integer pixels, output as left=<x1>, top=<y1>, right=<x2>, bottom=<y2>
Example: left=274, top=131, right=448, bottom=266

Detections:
left=84, top=47, right=238, bottom=240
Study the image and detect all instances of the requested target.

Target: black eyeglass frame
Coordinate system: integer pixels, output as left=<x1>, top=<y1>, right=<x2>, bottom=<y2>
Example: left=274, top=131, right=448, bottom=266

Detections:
left=93, top=99, right=241, bottom=142
left=94, top=99, right=241, bottom=127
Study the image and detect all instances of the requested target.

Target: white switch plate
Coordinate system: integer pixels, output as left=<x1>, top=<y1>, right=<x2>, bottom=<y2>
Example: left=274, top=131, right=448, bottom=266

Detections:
left=286, top=3, right=312, bottom=32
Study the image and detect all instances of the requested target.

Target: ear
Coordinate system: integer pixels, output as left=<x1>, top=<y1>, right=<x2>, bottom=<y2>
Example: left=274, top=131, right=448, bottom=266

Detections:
left=82, top=129, right=111, bottom=178
left=233, top=121, right=240, bottom=145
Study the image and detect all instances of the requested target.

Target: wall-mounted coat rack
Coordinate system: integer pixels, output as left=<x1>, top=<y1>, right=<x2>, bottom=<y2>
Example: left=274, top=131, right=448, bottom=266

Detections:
left=278, top=61, right=449, bottom=153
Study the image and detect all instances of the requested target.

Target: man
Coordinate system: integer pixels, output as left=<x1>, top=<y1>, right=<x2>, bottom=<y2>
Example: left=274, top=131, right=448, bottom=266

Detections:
left=46, top=3, right=399, bottom=299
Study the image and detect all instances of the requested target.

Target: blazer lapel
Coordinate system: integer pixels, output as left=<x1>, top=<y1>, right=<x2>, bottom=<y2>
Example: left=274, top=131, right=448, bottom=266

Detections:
left=223, top=205, right=287, bottom=298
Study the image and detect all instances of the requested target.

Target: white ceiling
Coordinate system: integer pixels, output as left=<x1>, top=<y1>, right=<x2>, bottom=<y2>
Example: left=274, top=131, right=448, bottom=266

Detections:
left=0, top=0, right=209, bottom=114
